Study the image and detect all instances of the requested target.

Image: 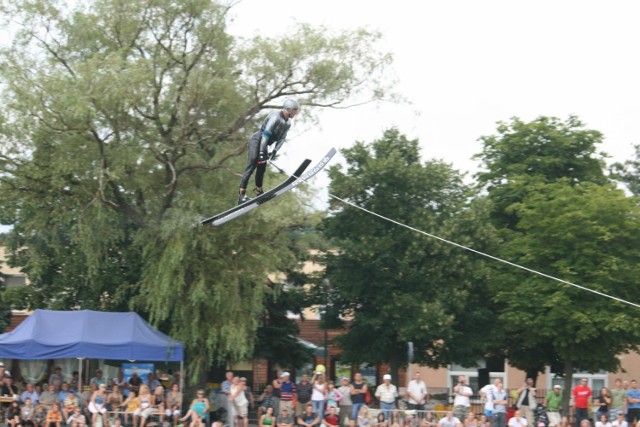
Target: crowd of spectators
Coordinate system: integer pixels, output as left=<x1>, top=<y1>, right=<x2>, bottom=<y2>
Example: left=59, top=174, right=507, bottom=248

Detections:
left=216, top=369, right=640, bottom=427
left=1, top=363, right=187, bottom=427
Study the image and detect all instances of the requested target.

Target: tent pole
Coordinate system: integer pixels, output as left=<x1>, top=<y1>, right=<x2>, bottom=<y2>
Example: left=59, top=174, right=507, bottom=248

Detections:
left=179, top=361, right=184, bottom=393
left=78, top=358, right=84, bottom=392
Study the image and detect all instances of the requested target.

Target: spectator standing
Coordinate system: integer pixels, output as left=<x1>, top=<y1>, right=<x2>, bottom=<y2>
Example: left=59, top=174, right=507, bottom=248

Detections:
left=375, top=374, right=398, bottom=420
left=272, top=371, right=282, bottom=417
left=311, top=372, right=327, bottom=420
left=297, top=374, right=314, bottom=416
left=351, top=373, right=368, bottom=422
left=407, top=372, right=428, bottom=413
left=222, top=371, right=235, bottom=427
left=516, top=378, right=537, bottom=427
left=326, top=382, right=344, bottom=410
left=69, top=372, right=80, bottom=393
left=279, top=372, right=297, bottom=415
left=610, top=379, right=628, bottom=420
left=480, top=379, right=502, bottom=421
left=572, top=378, right=592, bottom=427
left=230, top=377, right=249, bottom=427
left=339, top=377, right=353, bottom=426
left=491, top=380, right=509, bottom=427
left=49, top=367, right=63, bottom=391
left=453, top=375, right=473, bottom=422
left=596, top=387, right=612, bottom=422
left=90, top=370, right=106, bottom=388
left=626, top=380, right=640, bottom=426
left=545, top=385, right=563, bottom=427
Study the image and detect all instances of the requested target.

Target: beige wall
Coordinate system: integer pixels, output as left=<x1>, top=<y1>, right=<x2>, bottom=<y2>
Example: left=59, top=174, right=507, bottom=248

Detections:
left=0, top=246, right=22, bottom=275
left=406, top=354, right=640, bottom=392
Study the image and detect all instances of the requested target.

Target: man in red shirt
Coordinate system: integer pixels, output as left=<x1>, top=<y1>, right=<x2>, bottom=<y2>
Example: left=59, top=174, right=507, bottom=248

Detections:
left=572, top=378, right=592, bottom=427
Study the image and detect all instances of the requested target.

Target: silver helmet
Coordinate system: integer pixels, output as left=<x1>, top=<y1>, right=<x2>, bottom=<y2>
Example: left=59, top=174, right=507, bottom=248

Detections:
left=282, top=98, right=300, bottom=112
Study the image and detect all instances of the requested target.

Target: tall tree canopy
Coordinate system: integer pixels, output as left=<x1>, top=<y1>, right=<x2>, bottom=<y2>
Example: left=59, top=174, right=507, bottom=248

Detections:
left=0, top=0, right=394, bottom=375
left=476, top=117, right=640, bottom=404
left=321, top=128, right=499, bottom=376
left=610, top=144, right=640, bottom=197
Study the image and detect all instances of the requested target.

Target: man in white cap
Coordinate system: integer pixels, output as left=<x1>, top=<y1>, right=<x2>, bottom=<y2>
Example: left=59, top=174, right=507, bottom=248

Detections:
left=278, top=372, right=297, bottom=415
left=545, top=385, right=563, bottom=427
left=375, top=374, right=398, bottom=420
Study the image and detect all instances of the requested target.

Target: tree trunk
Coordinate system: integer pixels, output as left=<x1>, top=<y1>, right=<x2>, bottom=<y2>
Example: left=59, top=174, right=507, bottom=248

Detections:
left=562, top=361, right=574, bottom=416
left=389, top=353, right=401, bottom=388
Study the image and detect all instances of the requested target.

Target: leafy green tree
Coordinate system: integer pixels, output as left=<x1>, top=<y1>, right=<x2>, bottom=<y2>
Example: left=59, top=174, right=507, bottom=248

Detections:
left=492, top=181, right=640, bottom=408
left=0, top=0, right=394, bottom=376
left=475, top=116, right=608, bottom=229
left=610, top=144, right=640, bottom=196
left=321, top=128, right=499, bottom=378
left=476, top=117, right=640, bottom=409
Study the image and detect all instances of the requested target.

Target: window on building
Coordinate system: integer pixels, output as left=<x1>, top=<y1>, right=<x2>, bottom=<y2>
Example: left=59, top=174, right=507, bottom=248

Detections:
left=448, top=363, right=506, bottom=401
left=548, top=369, right=607, bottom=391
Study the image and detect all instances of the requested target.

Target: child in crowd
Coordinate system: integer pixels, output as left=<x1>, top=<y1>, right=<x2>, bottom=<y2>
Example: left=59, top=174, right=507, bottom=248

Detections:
left=33, top=405, right=46, bottom=427
left=45, top=403, right=63, bottom=427
left=123, top=390, right=140, bottom=427
left=66, top=408, right=87, bottom=427
left=326, top=382, right=344, bottom=410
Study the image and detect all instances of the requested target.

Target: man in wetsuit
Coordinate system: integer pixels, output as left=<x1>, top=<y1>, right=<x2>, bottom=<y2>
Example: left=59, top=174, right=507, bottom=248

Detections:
left=237, top=98, right=300, bottom=204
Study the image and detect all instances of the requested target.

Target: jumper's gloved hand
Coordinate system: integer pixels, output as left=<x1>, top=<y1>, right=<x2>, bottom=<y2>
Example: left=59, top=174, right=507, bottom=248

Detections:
left=269, top=150, right=278, bottom=161
left=257, top=150, right=268, bottom=164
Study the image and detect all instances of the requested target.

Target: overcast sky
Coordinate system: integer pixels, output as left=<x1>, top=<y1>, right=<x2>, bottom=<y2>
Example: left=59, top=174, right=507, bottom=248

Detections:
left=226, top=0, right=640, bottom=201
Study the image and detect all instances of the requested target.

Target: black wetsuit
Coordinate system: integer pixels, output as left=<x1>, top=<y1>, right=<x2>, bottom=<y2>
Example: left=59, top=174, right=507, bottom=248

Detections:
left=239, top=109, right=291, bottom=190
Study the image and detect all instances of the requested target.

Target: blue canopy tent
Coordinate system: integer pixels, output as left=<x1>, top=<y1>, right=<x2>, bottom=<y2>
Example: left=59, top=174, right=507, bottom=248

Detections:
left=0, top=309, right=184, bottom=389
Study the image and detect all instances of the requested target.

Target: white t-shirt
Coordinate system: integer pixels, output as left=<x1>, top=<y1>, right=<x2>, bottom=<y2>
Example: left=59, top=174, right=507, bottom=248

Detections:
left=453, top=386, right=472, bottom=407
left=480, top=384, right=495, bottom=411
left=508, top=417, right=528, bottom=427
left=312, top=383, right=326, bottom=401
left=407, top=380, right=428, bottom=405
left=612, top=422, right=628, bottom=427
left=439, top=417, right=461, bottom=427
